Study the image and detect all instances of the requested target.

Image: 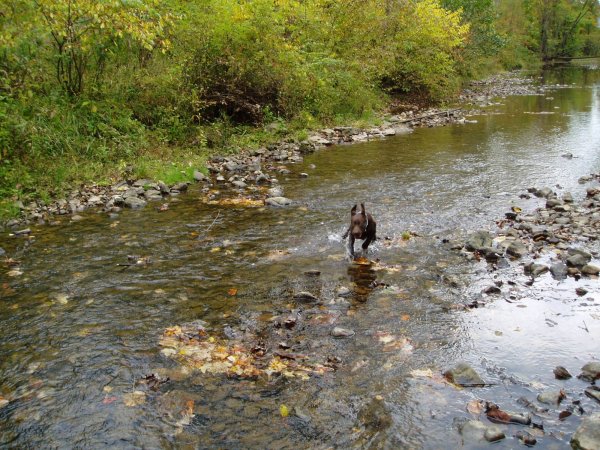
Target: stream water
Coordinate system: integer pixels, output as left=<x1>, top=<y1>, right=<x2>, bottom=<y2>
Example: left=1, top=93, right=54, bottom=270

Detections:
left=1, top=67, right=600, bottom=449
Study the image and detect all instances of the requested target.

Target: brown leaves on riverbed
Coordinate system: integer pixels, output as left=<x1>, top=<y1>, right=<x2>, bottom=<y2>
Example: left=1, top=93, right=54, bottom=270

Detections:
left=159, top=323, right=332, bottom=380
left=200, top=195, right=264, bottom=208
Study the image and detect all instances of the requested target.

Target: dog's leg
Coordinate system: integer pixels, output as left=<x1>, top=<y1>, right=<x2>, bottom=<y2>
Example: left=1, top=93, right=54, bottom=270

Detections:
left=342, top=226, right=350, bottom=240
left=361, top=236, right=373, bottom=256
left=347, top=235, right=356, bottom=260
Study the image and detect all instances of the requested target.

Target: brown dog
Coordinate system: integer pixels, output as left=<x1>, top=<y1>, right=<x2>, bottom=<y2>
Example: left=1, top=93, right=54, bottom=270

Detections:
left=342, top=203, right=377, bottom=258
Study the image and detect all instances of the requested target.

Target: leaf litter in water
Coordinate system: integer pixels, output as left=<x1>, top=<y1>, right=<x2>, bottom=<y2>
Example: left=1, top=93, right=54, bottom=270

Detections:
left=159, top=322, right=332, bottom=380
left=200, top=196, right=264, bottom=208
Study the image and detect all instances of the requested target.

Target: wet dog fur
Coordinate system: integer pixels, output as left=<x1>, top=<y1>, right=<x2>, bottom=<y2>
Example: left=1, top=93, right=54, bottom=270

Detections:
left=342, top=203, right=376, bottom=258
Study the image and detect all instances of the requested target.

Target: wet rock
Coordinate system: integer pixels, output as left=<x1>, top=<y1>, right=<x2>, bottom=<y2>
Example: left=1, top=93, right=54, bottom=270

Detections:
left=465, top=231, right=494, bottom=251
left=537, top=389, right=566, bottom=406
left=357, top=395, right=392, bottom=431
left=293, top=291, right=318, bottom=302
left=124, top=197, right=147, bottom=209
left=535, top=187, right=554, bottom=198
left=515, top=430, right=537, bottom=446
left=554, top=366, right=572, bottom=380
left=232, top=180, right=247, bottom=189
left=506, top=241, right=528, bottom=258
left=88, top=195, right=103, bottom=205
left=331, top=327, right=355, bottom=338
left=444, top=363, right=485, bottom=387
left=571, top=413, right=600, bottom=450
left=336, top=286, right=351, bottom=297
left=483, top=285, right=501, bottom=294
left=563, top=192, right=574, bottom=202
left=267, top=187, right=284, bottom=197
left=265, top=197, right=292, bottom=207
left=567, top=249, right=592, bottom=268
left=550, top=263, right=568, bottom=280
left=484, top=426, right=506, bottom=442
left=193, top=171, right=206, bottom=182
left=546, top=198, right=563, bottom=208
left=524, top=263, right=549, bottom=277
left=585, top=386, right=600, bottom=404
left=576, top=287, right=588, bottom=296
left=581, top=264, right=600, bottom=276
left=13, top=228, right=31, bottom=236
left=458, top=420, right=488, bottom=444
left=144, top=189, right=163, bottom=201
left=71, top=214, right=84, bottom=222
left=578, top=362, right=600, bottom=382
left=171, top=182, right=189, bottom=192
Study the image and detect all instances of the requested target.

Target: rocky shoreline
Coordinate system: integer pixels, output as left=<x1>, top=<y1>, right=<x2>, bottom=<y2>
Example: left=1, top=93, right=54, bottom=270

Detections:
left=457, top=174, right=600, bottom=283
left=2, top=70, right=557, bottom=231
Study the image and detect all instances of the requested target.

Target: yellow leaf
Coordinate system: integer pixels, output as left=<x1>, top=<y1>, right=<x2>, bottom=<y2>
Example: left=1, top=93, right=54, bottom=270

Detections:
left=228, top=288, right=238, bottom=296
left=279, top=404, right=289, bottom=417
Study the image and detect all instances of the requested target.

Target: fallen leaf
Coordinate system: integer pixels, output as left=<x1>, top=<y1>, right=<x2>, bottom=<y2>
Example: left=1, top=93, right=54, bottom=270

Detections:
left=228, top=288, right=238, bottom=296
left=467, top=399, right=484, bottom=415
left=123, top=391, right=146, bottom=407
left=401, top=314, right=410, bottom=321
left=102, top=396, right=118, bottom=405
left=280, top=404, right=289, bottom=418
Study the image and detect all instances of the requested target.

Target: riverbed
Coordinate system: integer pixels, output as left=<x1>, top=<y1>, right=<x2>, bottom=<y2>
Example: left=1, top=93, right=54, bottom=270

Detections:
left=1, top=66, right=599, bottom=448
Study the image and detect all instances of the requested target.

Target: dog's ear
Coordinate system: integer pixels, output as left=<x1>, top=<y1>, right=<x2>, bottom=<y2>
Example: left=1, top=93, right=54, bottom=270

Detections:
left=360, top=203, right=366, bottom=216
left=351, top=204, right=357, bottom=215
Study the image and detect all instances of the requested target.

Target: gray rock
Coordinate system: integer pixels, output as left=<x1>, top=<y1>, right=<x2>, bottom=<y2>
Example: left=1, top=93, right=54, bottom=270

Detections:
left=579, top=362, right=600, bottom=382
left=265, top=197, right=292, bottom=207
left=381, top=128, right=396, bottom=136
left=576, top=287, right=589, bottom=296
left=232, top=180, right=247, bottom=189
left=171, top=182, right=189, bottom=192
left=554, top=366, right=572, bottom=379
left=267, top=187, right=284, bottom=197
left=143, top=189, right=163, bottom=200
left=459, top=420, right=487, bottom=444
left=123, top=187, right=143, bottom=198
left=216, top=175, right=225, bottom=182
left=563, top=192, right=574, bottom=203
left=444, top=363, right=485, bottom=387
left=331, top=327, right=355, bottom=338
left=293, top=291, right=318, bottom=302
left=585, top=386, right=600, bottom=404
left=465, top=231, right=494, bottom=251
left=336, top=286, right=352, bottom=297
left=537, top=389, right=565, bottom=406
left=0, top=247, right=5, bottom=257
left=124, top=197, right=147, bottom=209
left=525, top=263, right=549, bottom=277
left=299, top=173, right=309, bottom=178
left=571, top=413, right=600, bottom=450
left=506, top=241, right=528, bottom=258
left=484, top=426, right=505, bottom=442
left=193, top=171, right=207, bottom=182
left=132, top=179, right=154, bottom=187
left=71, top=214, right=84, bottom=222
left=547, top=198, right=563, bottom=208
left=158, top=181, right=170, bottom=194
left=550, top=263, right=568, bottom=280
left=88, top=195, right=103, bottom=205
left=535, top=187, right=554, bottom=198
left=582, top=264, right=600, bottom=276
left=111, top=195, right=125, bottom=206
left=567, top=249, right=592, bottom=268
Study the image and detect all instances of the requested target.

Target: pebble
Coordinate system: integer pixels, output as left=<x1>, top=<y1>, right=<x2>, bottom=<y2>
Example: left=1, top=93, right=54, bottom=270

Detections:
left=331, top=327, right=355, bottom=338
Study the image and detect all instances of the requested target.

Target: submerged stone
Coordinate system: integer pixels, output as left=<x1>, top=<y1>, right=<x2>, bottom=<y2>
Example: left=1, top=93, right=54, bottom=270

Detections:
left=444, top=363, right=485, bottom=387
left=465, top=231, right=493, bottom=251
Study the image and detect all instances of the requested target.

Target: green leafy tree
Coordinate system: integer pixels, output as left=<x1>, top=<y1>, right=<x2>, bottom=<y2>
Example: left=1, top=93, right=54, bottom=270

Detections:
left=32, top=0, right=173, bottom=95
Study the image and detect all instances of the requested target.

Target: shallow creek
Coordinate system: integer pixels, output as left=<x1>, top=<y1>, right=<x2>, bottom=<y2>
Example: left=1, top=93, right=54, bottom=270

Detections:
left=1, top=67, right=600, bottom=448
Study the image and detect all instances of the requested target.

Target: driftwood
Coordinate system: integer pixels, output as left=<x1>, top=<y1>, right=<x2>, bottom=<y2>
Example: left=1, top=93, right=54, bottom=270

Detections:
left=397, top=108, right=462, bottom=124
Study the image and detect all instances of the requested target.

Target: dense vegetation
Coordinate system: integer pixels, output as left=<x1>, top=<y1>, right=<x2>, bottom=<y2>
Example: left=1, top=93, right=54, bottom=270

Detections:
left=1, top=0, right=599, bottom=218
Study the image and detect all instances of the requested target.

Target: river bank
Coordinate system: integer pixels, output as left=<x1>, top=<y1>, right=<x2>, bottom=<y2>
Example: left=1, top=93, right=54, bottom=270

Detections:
left=2, top=71, right=557, bottom=231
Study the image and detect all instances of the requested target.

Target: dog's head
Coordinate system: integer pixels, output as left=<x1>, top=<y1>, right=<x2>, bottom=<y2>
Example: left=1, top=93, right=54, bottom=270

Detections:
left=350, top=203, right=369, bottom=238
